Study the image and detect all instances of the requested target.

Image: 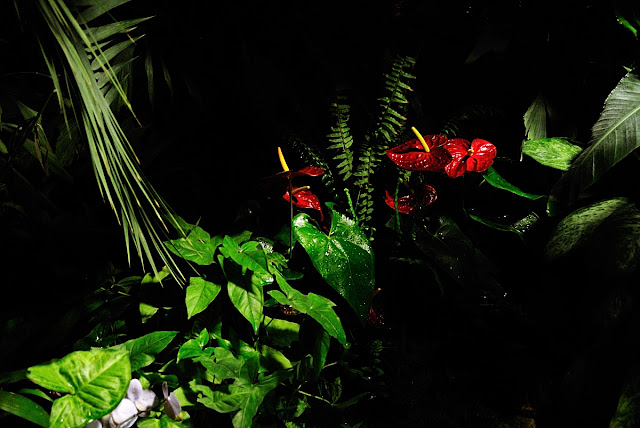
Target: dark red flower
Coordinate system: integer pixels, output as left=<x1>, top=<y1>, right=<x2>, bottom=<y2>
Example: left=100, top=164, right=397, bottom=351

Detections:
left=283, top=186, right=324, bottom=221
left=386, top=134, right=451, bottom=172
left=444, top=138, right=497, bottom=178
left=384, top=183, right=437, bottom=214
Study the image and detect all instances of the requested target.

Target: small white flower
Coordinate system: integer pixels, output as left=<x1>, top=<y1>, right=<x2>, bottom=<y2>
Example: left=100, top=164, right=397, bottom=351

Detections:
left=162, top=381, right=182, bottom=420
left=109, top=398, right=138, bottom=428
left=126, top=378, right=157, bottom=416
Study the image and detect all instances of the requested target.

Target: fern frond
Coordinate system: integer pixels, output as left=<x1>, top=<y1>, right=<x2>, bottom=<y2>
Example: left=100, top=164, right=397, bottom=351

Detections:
left=327, top=95, right=354, bottom=182
left=287, top=133, right=335, bottom=195
left=351, top=55, right=416, bottom=233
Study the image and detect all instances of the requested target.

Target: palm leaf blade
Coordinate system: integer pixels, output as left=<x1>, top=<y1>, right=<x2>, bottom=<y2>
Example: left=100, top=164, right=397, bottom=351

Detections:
left=550, top=73, right=640, bottom=212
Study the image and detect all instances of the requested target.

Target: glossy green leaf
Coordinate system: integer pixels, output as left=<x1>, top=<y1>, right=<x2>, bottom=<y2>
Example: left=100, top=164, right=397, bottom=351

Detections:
left=227, top=278, right=263, bottom=335
left=0, top=391, right=49, bottom=427
left=186, top=277, right=222, bottom=319
left=269, top=272, right=346, bottom=345
left=311, top=327, right=330, bottom=378
left=111, top=331, right=177, bottom=371
left=545, top=197, right=630, bottom=261
left=482, top=167, right=544, bottom=200
left=27, top=348, right=130, bottom=428
left=292, top=206, right=374, bottom=321
left=550, top=73, right=640, bottom=211
left=522, top=138, right=583, bottom=171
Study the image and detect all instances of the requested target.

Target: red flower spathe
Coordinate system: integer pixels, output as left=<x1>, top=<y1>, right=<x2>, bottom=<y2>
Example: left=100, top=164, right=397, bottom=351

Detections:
left=444, top=138, right=496, bottom=178
left=283, top=187, right=324, bottom=221
left=384, top=183, right=437, bottom=214
left=386, top=134, right=451, bottom=172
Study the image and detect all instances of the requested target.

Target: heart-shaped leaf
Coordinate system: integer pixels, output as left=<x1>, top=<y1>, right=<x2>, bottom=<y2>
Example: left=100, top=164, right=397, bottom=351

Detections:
left=292, top=206, right=374, bottom=321
left=27, top=348, right=130, bottom=428
left=186, top=277, right=222, bottom=319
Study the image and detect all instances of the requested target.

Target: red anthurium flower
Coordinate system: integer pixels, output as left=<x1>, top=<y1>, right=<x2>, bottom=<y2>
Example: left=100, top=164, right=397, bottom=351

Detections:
left=386, top=127, right=451, bottom=172
left=444, top=138, right=497, bottom=178
left=283, top=186, right=325, bottom=221
left=384, top=183, right=437, bottom=214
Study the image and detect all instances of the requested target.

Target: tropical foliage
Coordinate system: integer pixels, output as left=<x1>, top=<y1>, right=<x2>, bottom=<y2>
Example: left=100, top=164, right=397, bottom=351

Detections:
left=3, top=1, right=640, bottom=427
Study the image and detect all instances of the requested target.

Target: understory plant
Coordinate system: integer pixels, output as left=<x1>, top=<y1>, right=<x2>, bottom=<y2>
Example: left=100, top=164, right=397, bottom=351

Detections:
left=5, top=2, right=640, bottom=428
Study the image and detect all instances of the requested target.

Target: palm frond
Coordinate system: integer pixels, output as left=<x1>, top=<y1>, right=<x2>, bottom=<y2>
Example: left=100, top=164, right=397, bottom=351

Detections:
left=36, top=0, right=186, bottom=282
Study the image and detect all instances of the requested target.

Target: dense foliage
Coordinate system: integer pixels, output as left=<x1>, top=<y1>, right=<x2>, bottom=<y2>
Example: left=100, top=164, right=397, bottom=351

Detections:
left=3, top=1, right=640, bottom=427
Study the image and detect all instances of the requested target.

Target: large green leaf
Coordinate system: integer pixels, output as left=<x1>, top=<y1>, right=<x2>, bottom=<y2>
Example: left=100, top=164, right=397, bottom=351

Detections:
left=27, top=348, right=130, bottom=428
left=111, top=331, right=178, bottom=371
left=229, top=369, right=288, bottom=428
left=227, top=278, right=263, bottom=335
left=0, top=391, right=50, bottom=427
left=186, top=277, right=222, bottom=319
left=292, top=206, right=374, bottom=321
left=550, top=73, right=640, bottom=212
left=545, top=197, right=631, bottom=261
left=521, top=138, right=583, bottom=171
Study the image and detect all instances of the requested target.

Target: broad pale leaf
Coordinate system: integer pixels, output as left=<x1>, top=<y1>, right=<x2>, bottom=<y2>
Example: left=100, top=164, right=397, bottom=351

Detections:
left=522, top=138, right=583, bottom=171
left=27, top=349, right=130, bottom=428
left=186, top=277, right=222, bottom=319
left=550, top=73, right=640, bottom=212
left=523, top=94, right=548, bottom=141
left=545, top=197, right=630, bottom=260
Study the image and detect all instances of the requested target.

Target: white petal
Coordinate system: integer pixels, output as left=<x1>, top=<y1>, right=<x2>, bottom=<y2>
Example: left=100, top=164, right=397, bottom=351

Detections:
left=126, top=379, right=143, bottom=401
left=135, top=388, right=157, bottom=412
left=111, top=398, right=138, bottom=427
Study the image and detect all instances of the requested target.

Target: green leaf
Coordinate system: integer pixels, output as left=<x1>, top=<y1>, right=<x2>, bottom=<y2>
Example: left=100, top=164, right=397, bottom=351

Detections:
left=139, top=302, right=159, bottom=323
left=311, top=327, right=330, bottom=379
left=227, top=278, right=263, bottom=335
left=177, top=328, right=211, bottom=362
left=165, top=222, right=216, bottom=266
left=186, top=277, right=222, bottom=319
left=197, top=348, right=244, bottom=381
left=230, top=371, right=287, bottom=428
left=269, top=272, right=346, bottom=345
left=550, top=73, right=640, bottom=211
left=610, top=370, right=640, bottom=427
left=523, top=94, right=548, bottom=141
left=111, top=331, right=178, bottom=371
left=482, top=167, right=544, bottom=200
left=292, top=207, right=375, bottom=321
left=221, top=236, right=270, bottom=275
left=545, top=197, right=631, bottom=261
left=0, top=391, right=50, bottom=427
left=522, top=138, right=583, bottom=171
left=27, top=348, right=130, bottom=428
left=262, top=316, right=300, bottom=348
